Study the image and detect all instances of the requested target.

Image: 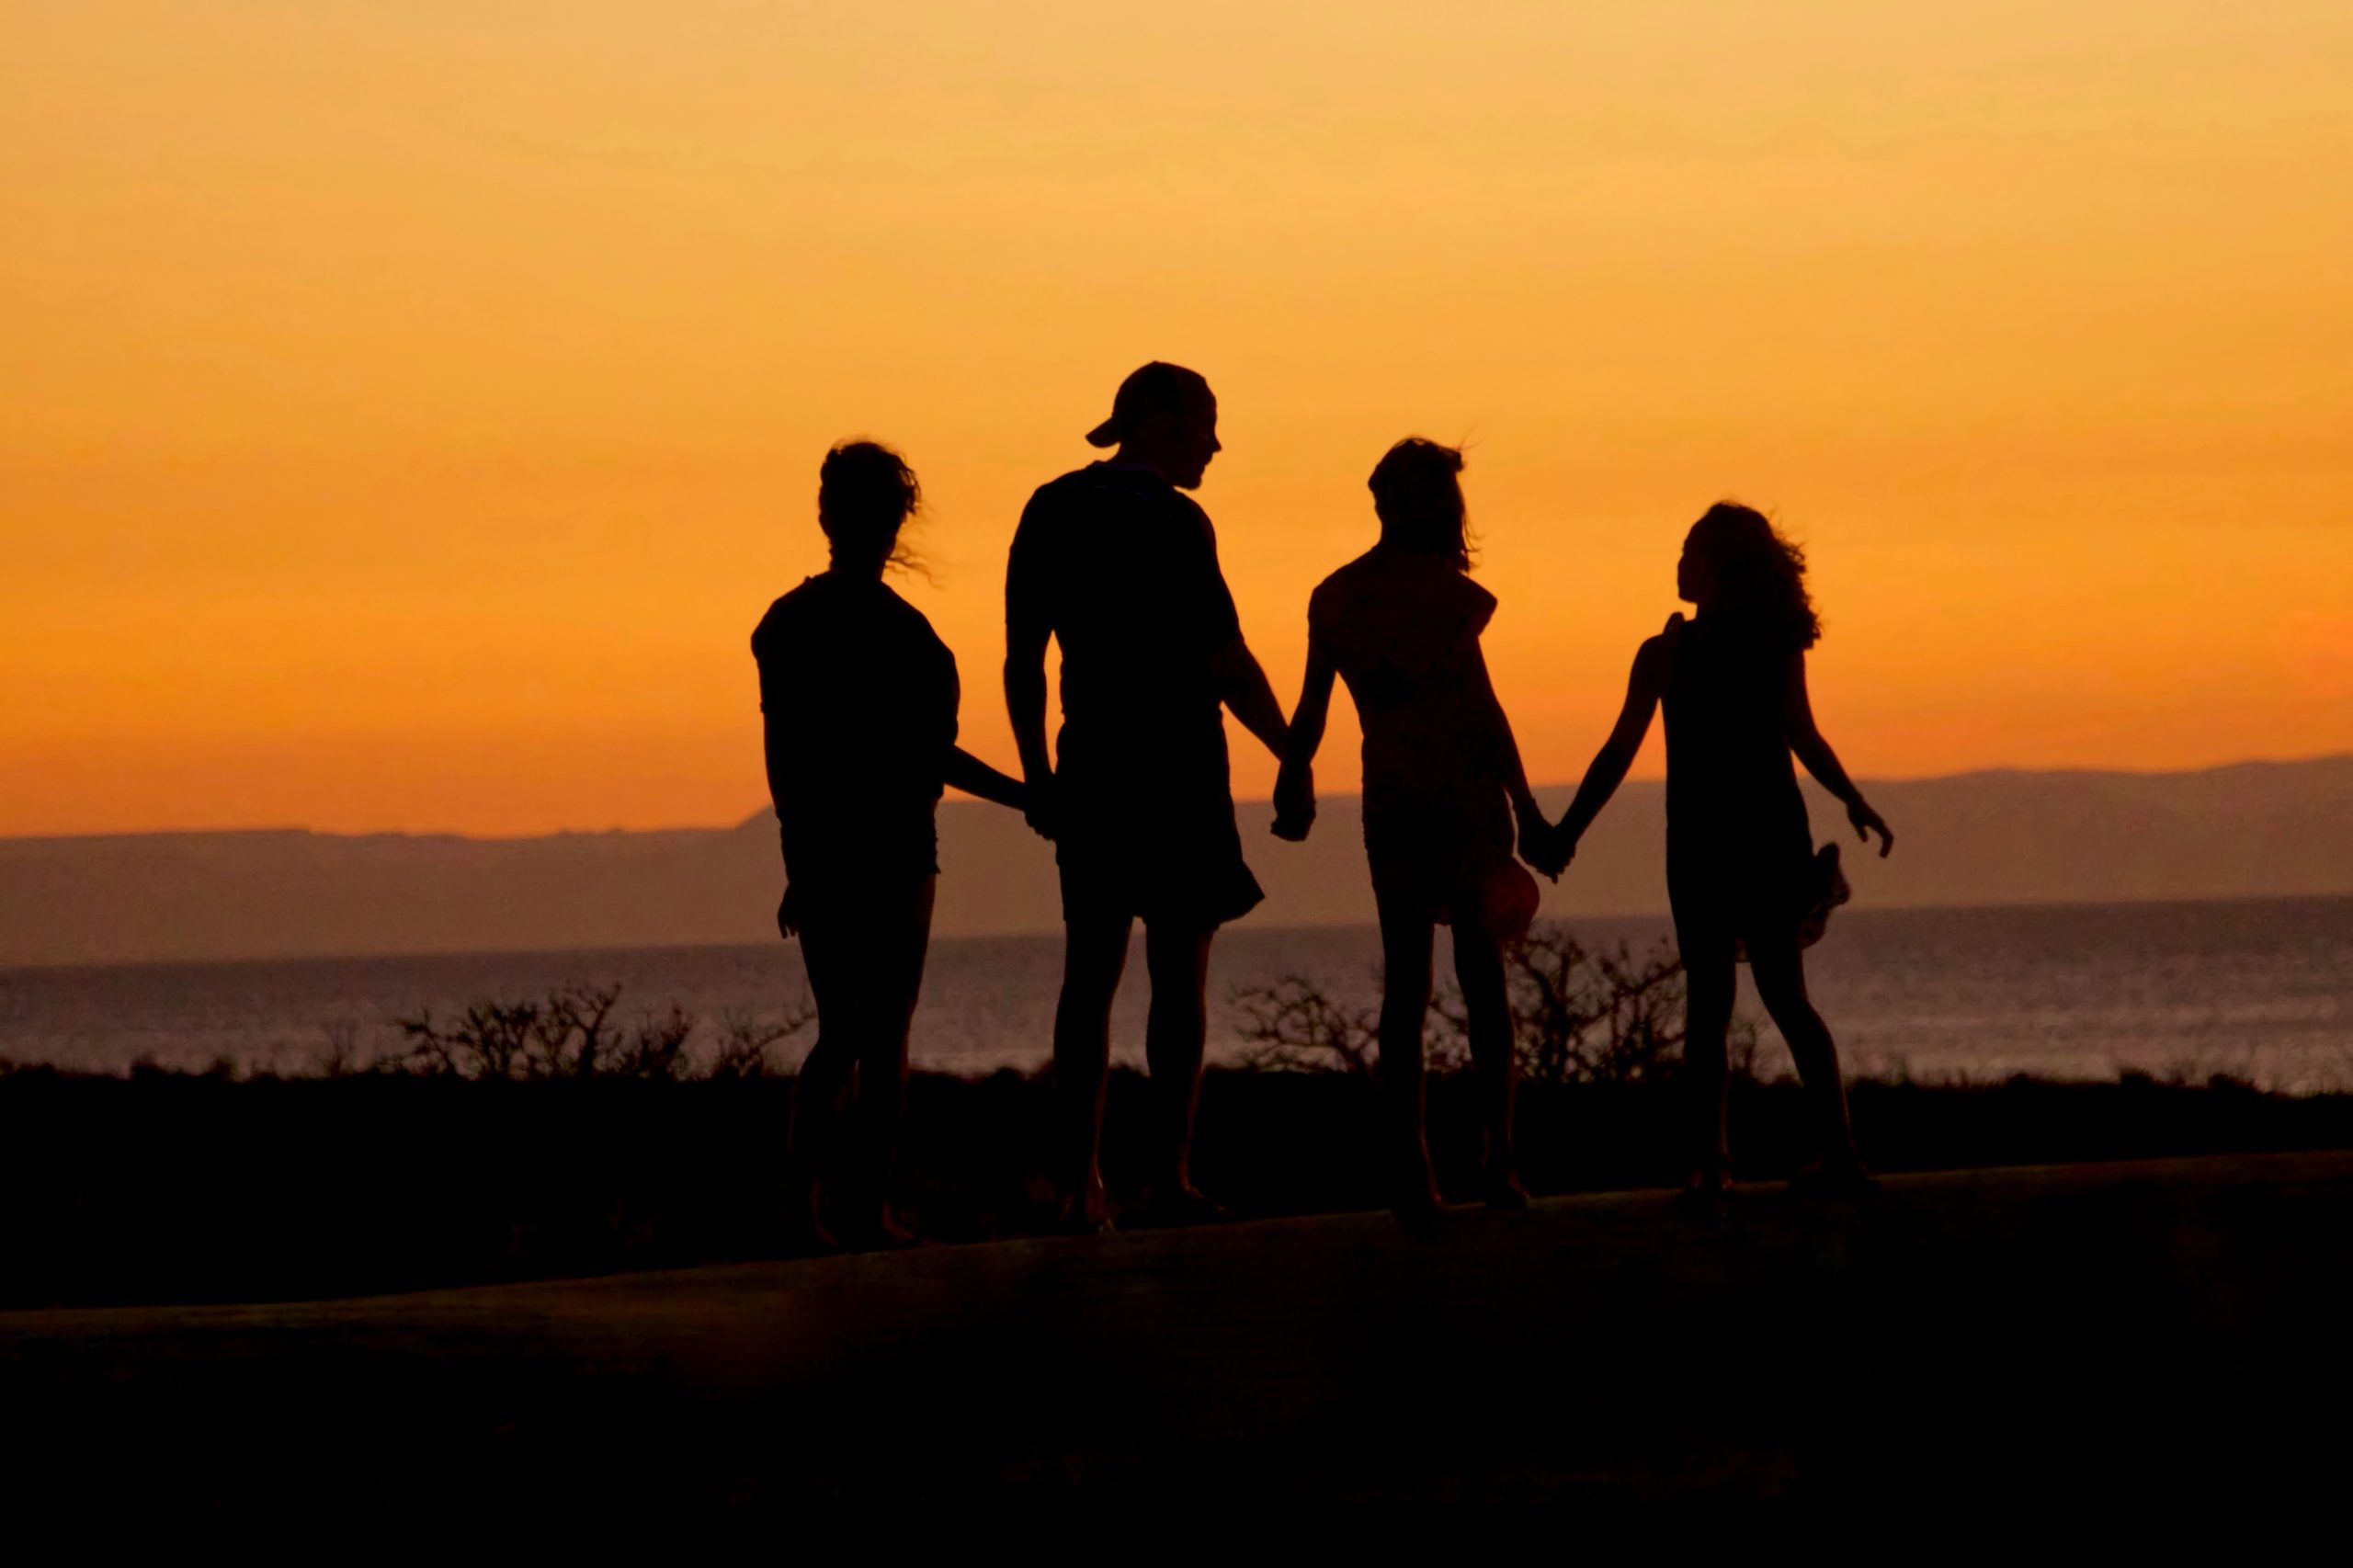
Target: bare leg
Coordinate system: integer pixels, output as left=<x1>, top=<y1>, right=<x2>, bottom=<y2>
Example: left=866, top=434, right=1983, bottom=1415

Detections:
left=1052, top=912, right=1131, bottom=1230
left=842, top=876, right=936, bottom=1247
left=1377, top=906, right=1440, bottom=1214
left=1142, top=921, right=1217, bottom=1210
left=1451, top=926, right=1526, bottom=1208
left=1678, top=924, right=1738, bottom=1193
left=786, top=893, right=862, bottom=1249
left=1746, top=930, right=1867, bottom=1182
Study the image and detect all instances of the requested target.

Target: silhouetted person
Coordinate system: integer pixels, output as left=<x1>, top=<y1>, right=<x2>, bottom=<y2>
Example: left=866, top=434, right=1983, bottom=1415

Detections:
left=1005, top=363, right=1289, bottom=1231
left=1552, top=503, right=1893, bottom=1198
left=753, top=440, right=1027, bottom=1249
left=1273, top=439, right=1556, bottom=1216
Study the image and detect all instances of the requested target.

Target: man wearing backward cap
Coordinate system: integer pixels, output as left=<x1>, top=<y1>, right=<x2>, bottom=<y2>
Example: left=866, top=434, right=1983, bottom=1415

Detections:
left=1005, top=362, right=1290, bottom=1233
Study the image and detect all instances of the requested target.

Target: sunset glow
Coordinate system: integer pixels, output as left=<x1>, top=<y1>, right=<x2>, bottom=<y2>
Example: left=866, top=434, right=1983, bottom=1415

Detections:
left=7, top=2, right=2350, bottom=835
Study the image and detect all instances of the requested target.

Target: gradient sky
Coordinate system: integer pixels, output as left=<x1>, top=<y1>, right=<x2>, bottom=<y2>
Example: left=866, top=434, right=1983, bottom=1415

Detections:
left=6, top=3, right=2351, bottom=836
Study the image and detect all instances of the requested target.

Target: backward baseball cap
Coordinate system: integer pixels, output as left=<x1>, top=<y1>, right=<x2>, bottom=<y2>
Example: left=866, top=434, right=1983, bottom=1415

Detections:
left=1086, top=361, right=1214, bottom=448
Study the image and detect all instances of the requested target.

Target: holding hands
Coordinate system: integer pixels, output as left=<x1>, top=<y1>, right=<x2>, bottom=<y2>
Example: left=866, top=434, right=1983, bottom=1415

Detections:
left=1517, top=797, right=1574, bottom=881
left=1271, top=759, right=1316, bottom=842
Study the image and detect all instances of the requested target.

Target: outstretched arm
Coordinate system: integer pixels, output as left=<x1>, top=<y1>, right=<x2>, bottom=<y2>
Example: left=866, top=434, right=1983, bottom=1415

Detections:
left=1554, top=638, right=1669, bottom=854
left=1781, top=653, right=1893, bottom=857
left=1271, top=642, right=1337, bottom=841
left=944, top=745, right=1028, bottom=812
left=1211, top=634, right=1290, bottom=760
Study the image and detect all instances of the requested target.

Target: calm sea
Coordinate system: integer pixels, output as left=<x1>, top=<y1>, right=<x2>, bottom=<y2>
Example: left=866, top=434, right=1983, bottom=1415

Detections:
left=3, top=897, right=2349, bottom=1091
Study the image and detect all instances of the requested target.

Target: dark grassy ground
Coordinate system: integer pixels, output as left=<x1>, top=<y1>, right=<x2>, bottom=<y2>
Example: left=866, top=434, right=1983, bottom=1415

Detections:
left=5, top=1062, right=2350, bottom=1309
left=2, top=1152, right=2347, bottom=1518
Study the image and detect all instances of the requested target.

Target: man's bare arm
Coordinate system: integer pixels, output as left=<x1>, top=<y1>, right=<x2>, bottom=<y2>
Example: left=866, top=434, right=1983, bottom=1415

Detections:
left=1271, top=643, right=1336, bottom=841
left=1004, top=620, right=1056, bottom=839
left=944, top=745, right=1028, bottom=812
left=1211, top=635, right=1289, bottom=760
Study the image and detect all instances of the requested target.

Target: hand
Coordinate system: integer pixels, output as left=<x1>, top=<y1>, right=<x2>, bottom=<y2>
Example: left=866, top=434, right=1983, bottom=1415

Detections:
left=775, top=886, right=800, bottom=941
left=1516, top=800, right=1568, bottom=881
left=1847, top=798, right=1894, bottom=858
left=1271, top=762, right=1315, bottom=843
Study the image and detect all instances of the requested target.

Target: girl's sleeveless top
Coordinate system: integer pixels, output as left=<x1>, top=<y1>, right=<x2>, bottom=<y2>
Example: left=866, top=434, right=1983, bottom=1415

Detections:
left=1660, top=614, right=1812, bottom=880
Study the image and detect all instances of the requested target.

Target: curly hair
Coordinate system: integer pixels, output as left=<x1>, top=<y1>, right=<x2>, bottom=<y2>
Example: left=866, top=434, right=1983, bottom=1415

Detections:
left=1367, top=437, right=1472, bottom=570
left=1687, top=502, right=1821, bottom=650
left=817, top=439, right=922, bottom=573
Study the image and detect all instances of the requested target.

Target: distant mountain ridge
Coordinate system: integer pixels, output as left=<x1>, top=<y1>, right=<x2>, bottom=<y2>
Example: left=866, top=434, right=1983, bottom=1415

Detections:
left=5, top=755, right=2351, bottom=966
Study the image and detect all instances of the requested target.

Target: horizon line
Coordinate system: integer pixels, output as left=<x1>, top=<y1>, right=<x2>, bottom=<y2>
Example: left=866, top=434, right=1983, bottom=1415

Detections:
left=4, top=749, right=2347, bottom=847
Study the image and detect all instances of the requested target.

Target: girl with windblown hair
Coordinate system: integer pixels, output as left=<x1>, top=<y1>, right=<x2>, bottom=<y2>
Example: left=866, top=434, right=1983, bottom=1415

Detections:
left=751, top=440, right=1027, bottom=1249
left=1275, top=439, right=1557, bottom=1217
left=1551, top=503, right=1893, bottom=1199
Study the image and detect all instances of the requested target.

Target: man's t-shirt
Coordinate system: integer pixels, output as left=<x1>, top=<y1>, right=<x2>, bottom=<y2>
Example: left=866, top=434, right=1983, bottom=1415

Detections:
left=751, top=572, right=959, bottom=883
left=1006, top=461, right=1242, bottom=776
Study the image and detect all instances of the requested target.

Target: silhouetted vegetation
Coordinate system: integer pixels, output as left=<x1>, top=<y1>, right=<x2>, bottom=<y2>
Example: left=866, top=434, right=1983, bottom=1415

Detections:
left=4, top=1016, right=2352, bottom=1309
left=1234, top=925, right=1756, bottom=1085
left=386, top=984, right=812, bottom=1081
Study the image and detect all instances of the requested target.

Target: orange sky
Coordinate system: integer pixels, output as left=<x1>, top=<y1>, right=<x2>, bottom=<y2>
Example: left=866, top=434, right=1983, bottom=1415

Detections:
left=6, top=3, right=2351, bottom=836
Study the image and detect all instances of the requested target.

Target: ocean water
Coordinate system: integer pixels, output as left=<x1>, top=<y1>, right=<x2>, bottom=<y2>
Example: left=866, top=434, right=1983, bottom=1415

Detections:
left=2, top=897, right=2349, bottom=1092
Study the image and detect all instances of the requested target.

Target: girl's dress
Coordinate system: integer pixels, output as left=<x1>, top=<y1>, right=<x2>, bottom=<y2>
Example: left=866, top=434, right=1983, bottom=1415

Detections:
left=1658, top=612, right=1820, bottom=952
left=1307, top=545, right=1538, bottom=940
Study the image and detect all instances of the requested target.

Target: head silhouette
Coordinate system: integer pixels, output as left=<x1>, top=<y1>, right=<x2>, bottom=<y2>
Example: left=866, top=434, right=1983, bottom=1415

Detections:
left=1367, top=437, right=1471, bottom=570
left=1086, top=362, right=1221, bottom=490
left=1678, top=502, right=1821, bottom=649
left=818, top=439, right=921, bottom=576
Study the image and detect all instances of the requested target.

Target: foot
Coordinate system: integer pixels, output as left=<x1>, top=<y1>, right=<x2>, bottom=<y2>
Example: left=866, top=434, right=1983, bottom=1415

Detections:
left=835, top=1206, right=921, bottom=1252
left=1483, top=1168, right=1532, bottom=1210
left=1054, top=1174, right=1114, bottom=1236
left=1142, top=1184, right=1232, bottom=1228
left=1789, top=1156, right=1880, bottom=1199
left=1676, top=1168, right=1733, bottom=1210
left=777, top=1205, right=842, bottom=1257
left=1390, top=1163, right=1445, bottom=1221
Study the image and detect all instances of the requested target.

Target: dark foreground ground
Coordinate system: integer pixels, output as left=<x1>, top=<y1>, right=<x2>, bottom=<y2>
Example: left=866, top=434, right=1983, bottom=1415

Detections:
left=6, top=1063, right=2352, bottom=1307
left=1, top=1151, right=2347, bottom=1517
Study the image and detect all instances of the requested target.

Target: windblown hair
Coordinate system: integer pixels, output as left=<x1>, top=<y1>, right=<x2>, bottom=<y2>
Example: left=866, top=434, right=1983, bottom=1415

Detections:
left=817, top=439, right=922, bottom=573
left=1367, top=437, right=1472, bottom=570
left=1687, top=502, right=1821, bottom=650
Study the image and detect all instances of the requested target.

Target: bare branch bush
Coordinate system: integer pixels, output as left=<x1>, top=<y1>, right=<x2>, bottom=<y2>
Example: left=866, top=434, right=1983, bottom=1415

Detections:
left=705, top=1004, right=816, bottom=1080
left=1234, top=923, right=1762, bottom=1087
left=1229, top=975, right=1381, bottom=1076
left=383, top=985, right=813, bottom=1081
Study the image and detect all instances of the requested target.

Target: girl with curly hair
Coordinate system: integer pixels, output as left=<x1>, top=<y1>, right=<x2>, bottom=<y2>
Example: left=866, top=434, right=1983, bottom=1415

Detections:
left=1552, top=503, right=1894, bottom=1198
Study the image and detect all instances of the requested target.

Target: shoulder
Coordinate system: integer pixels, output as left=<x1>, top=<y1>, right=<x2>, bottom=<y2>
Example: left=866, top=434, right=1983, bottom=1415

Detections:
left=1015, top=469, right=1093, bottom=533
left=875, top=583, right=950, bottom=650
left=1634, top=614, right=1686, bottom=679
left=1307, top=549, right=1381, bottom=625
left=750, top=579, right=821, bottom=659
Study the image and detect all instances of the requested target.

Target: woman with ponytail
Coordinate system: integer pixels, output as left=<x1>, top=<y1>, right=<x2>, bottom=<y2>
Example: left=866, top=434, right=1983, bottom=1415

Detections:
left=751, top=440, right=1026, bottom=1248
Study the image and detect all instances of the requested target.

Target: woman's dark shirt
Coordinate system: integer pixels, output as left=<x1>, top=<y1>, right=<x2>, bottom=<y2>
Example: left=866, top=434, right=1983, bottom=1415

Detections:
left=752, top=572, right=958, bottom=885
